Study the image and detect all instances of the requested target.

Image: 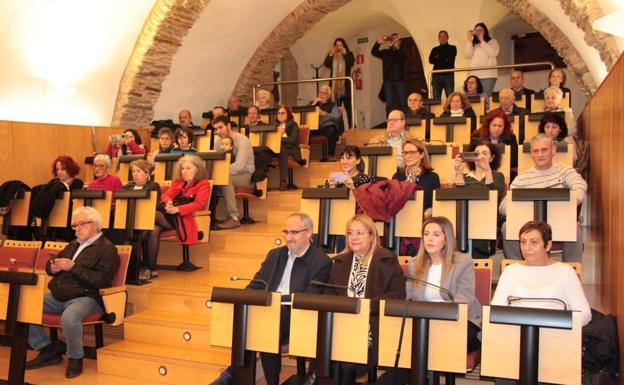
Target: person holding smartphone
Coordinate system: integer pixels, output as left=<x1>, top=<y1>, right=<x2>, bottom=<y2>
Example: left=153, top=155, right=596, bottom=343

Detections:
left=464, top=22, right=499, bottom=97
left=328, top=145, right=372, bottom=189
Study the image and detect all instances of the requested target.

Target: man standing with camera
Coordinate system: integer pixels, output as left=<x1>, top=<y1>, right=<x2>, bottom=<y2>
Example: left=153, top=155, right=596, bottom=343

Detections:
left=372, top=33, right=408, bottom=115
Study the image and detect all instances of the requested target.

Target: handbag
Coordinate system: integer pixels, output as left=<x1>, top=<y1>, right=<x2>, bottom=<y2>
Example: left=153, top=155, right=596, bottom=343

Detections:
left=158, top=194, right=195, bottom=242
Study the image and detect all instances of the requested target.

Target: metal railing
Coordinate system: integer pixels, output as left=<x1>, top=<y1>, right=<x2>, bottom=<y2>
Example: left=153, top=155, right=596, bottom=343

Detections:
left=253, top=76, right=355, bottom=129
left=428, top=61, right=556, bottom=98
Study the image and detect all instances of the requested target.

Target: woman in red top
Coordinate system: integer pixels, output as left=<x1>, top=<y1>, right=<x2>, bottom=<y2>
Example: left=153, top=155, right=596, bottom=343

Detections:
left=104, top=128, right=146, bottom=159
left=146, top=155, right=211, bottom=277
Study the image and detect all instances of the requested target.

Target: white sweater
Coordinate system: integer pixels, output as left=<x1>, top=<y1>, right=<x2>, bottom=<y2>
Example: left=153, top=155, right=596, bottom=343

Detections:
left=491, top=262, right=592, bottom=326
left=464, top=39, right=500, bottom=79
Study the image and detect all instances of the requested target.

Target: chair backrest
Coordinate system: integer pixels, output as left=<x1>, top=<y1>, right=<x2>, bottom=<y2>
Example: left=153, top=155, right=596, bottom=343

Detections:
left=37, top=241, right=69, bottom=271
left=474, top=259, right=493, bottom=306
left=113, top=245, right=132, bottom=287
left=0, top=240, right=43, bottom=270
left=299, top=127, right=310, bottom=146
left=501, top=258, right=582, bottom=279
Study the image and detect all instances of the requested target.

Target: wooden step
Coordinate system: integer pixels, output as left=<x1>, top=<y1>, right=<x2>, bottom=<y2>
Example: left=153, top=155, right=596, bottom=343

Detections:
left=97, top=340, right=229, bottom=385
left=147, top=288, right=214, bottom=315
left=208, top=223, right=285, bottom=253
left=343, top=128, right=385, bottom=147
left=208, top=250, right=265, bottom=276
left=124, top=310, right=213, bottom=351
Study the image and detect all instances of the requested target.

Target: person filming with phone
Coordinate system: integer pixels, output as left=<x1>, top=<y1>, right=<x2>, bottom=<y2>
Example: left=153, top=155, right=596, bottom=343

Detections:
left=104, top=128, right=146, bottom=159
left=372, top=33, right=408, bottom=115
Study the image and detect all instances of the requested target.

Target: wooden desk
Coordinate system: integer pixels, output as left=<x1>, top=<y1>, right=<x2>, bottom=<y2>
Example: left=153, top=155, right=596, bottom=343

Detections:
left=71, top=190, right=112, bottom=229
left=35, top=191, right=71, bottom=228
left=395, top=190, right=424, bottom=238
left=196, top=151, right=230, bottom=186
left=406, top=117, right=426, bottom=141
left=248, top=124, right=280, bottom=154
left=113, top=191, right=157, bottom=231
left=430, top=117, right=472, bottom=145
left=0, top=271, right=46, bottom=325
left=292, top=106, right=320, bottom=130
left=427, top=144, right=455, bottom=185
left=360, top=146, right=398, bottom=179
left=481, top=305, right=581, bottom=384
left=0, top=191, right=31, bottom=227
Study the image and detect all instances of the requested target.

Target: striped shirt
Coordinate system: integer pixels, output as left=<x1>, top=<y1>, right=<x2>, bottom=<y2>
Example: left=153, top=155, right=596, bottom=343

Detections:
left=499, top=164, right=587, bottom=215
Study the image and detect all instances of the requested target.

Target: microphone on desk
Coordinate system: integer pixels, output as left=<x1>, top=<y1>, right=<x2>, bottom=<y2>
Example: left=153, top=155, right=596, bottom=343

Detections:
left=229, top=276, right=269, bottom=291
left=405, top=274, right=455, bottom=302
left=310, top=280, right=349, bottom=291
left=507, top=295, right=567, bottom=311
left=9, top=258, right=36, bottom=275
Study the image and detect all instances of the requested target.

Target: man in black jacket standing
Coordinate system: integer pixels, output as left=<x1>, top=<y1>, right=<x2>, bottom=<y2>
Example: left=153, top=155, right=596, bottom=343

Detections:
left=212, top=212, right=332, bottom=385
left=25, top=206, right=119, bottom=378
left=429, top=30, right=457, bottom=99
left=372, top=33, right=408, bottom=115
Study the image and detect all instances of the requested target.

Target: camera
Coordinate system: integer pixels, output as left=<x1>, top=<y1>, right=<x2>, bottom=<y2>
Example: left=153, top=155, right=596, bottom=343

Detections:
left=110, top=134, right=125, bottom=142
left=459, top=152, right=479, bottom=162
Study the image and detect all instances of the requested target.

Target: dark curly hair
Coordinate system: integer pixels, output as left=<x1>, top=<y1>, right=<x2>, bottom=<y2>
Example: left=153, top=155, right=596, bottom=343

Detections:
left=463, top=75, right=484, bottom=94
left=538, top=112, right=568, bottom=140
left=467, top=140, right=502, bottom=172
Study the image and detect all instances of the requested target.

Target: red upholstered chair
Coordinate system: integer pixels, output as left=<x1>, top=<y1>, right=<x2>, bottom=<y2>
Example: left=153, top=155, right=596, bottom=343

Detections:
left=36, top=241, right=68, bottom=271
left=234, top=179, right=267, bottom=225
left=43, top=245, right=131, bottom=358
left=0, top=240, right=42, bottom=271
left=309, top=135, right=328, bottom=162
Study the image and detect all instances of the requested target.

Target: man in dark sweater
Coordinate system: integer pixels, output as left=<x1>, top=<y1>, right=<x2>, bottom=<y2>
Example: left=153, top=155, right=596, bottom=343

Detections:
left=26, top=206, right=120, bottom=378
left=211, top=212, right=332, bottom=385
left=429, top=30, right=457, bottom=99
left=372, top=33, right=408, bottom=115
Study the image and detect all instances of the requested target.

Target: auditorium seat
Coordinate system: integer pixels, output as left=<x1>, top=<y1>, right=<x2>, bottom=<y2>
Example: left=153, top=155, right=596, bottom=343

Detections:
left=271, top=126, right=310, bottom=189
left=36, top=241, right=68, bottom=271
left=0, top=240, right=42, bottom=270
left=44, top=245, right=131, bottom=359
left=234, top=178, right=268, bottom=225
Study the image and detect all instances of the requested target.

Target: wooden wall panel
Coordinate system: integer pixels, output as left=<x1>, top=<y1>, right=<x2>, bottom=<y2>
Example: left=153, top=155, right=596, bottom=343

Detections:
left=580, top=52, right=624, bottom=372
left=0, top=121, right=133, bottom=186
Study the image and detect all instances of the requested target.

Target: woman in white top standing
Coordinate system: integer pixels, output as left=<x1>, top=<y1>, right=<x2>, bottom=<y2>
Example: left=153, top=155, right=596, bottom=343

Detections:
left=492, top=220, right=592, bottom=326
left=464, top=22, right=500, bottom=97
left=406, top=216, right=482, bottom=352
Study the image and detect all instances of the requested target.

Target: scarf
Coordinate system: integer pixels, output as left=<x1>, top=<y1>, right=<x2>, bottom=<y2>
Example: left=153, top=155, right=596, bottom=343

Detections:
left=332, top=53, right=346, bottom=99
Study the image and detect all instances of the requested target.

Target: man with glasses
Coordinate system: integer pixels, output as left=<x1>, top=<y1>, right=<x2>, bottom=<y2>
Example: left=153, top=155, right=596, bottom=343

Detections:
left=211, top=212, right=332, bottom=385
left=368, top=109, right=414, bottom=169
left=25, top=206, right=119, bottom=378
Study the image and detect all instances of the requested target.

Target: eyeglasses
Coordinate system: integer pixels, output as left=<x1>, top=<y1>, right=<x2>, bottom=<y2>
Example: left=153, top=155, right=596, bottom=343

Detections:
left=277, top=111, right=287, bottom=115
left=71, top=221, right=93, bottom=230
left=347, top=230, right=370, bottom=237
left=387, top=118, right=405, bottom=123
left=93, top=164, right=107, bottom=168
left=403, top=150, right=422, bottom=156
left=281, top=228, right=308, bottom=236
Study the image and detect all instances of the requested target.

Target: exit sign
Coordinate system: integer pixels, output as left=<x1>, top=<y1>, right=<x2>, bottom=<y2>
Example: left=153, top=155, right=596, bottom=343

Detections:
left=357, top=37, right=368, bottom=44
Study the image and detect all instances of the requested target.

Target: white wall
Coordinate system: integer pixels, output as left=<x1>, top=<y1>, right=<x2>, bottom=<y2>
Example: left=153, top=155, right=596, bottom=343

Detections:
left=0, top=0, right=155, bottom=126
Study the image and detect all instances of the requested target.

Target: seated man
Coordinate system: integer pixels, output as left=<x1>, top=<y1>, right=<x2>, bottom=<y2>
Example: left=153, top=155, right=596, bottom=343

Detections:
left=405, top=92, right=434, bottom=119
left=212, top=114, right=255, bottom=229
left=243, top=105, right=266, bottom=133
left=500, top=134, right=587, bottom=262
left=368, top=109, right=414, bottom=169
left=227, top=95, right=248, bottom=117
left=510, top=69, right=535, bottom=110
left=177, top=108, right=201, bottom=130
left=26, top=206, right=120, bottom=378
left=211, top=212, right=332, bottom=385
left=492, top=87, right=528, bottom=116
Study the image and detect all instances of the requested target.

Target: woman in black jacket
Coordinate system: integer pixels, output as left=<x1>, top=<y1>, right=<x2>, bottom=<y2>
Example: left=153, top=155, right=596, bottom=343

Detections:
left=276, top=104, right=305, bottom=191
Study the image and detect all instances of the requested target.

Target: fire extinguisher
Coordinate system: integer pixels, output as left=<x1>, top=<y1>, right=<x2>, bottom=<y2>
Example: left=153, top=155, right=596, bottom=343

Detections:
left=353, top=67, right=363, bottom=90
left=356, top=53, right=364, bottom=64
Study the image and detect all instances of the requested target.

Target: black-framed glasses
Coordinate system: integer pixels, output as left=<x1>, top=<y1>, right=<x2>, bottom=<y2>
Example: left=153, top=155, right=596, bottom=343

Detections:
left=281, top=228, right=308, bottom=236
left=71, top=221, right=93, bottom=230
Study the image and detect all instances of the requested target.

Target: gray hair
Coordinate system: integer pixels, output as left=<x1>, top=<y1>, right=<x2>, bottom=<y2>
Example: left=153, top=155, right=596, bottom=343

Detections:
left=498, top=87, right=514, bottom=98
left=543, top=86, right=563, bottom=103
left=174, top=155, right=207, bottom=183
left=287, top=212, right=314, bottom=231
left=529, top=133, right=555, bottom=147
left=72, top=206, right=103, bottom=231
left=93, top=154, right=111, bottom=168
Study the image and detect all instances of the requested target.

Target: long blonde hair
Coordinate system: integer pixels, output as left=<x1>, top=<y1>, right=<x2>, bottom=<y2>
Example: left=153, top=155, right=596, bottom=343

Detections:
left=342, top=214, right=380, bottom=266
left=412, top=217, right=456, bottom=284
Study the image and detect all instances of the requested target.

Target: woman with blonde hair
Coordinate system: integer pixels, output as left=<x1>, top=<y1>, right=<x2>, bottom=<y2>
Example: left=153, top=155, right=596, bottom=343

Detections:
left=407, top=216, right=481, bottom=352
left=326, top=214, right=405, bottom=384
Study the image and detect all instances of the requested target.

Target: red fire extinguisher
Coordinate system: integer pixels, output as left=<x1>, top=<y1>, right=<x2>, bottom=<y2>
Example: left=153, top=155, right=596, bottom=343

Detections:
left=353, top=67, right=363, bottom=90
left=356, top=53, right=364, bottom=64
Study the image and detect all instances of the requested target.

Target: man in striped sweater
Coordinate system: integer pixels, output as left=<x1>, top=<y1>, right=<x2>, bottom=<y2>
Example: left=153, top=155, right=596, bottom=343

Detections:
left=500, top=134, right=587, bottom=261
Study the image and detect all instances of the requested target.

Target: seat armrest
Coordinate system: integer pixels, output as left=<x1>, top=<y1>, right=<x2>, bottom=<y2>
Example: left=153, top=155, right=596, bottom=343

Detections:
left=99, top=285, right=126, bottom=296
left=100, top=288, right=127, bottom=326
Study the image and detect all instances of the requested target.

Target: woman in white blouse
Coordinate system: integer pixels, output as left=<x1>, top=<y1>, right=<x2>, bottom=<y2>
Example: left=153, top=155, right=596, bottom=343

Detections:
left=464, top=22, right=500, bottom=97
left=492, top=220, right=591, bottom=326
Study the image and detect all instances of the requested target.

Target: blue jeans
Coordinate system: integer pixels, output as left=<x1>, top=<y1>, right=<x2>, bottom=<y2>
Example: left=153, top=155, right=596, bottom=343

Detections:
left=480, top=77, right=497, bottom=97
left=382, top=80, right=407, bottom=115
left=28, top=293, right=102, bottom=359
left=432, top=74, right=454, bottom=99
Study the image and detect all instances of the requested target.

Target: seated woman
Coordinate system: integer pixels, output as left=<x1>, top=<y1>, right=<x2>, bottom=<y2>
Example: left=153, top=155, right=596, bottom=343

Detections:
left=440, top=92, right=476, bottom=119
left=255, top=89, right=273, bottom=110
left=463, top=75, right=489, bottom=112
left=454, top=140, right=505, bottom=198
left=123, top=159, right=160, bottom=194
left=328, top=145, right=372, bottom=189
left=542, top=86, right=576, bottom=137
left=326, top=214, right=405, bottom=385
left=380, top=217, right=481, bottom=384
left=51, top=156, right=83, bottom=190
left=538, top=111, right=576, bottom=161
left=392, top=139, right=440, bottom=217
left=105, top=128, right=146, bottom=159
left=492, top=220, right=591, bottom=324
left=171, top=126, right=196, bottom=154
left=472, top=110, right=518, bottom=170
left=150, top=127, right=175, bottom=163
left=310, top=85, right=341, bottom=159
left=546, top=68, right=571, bottom=97
left=146, top=155, right=211, bottom=277
left=276, top=104, right=305, bottom=191
left=87, top=154, right=123, bottom=192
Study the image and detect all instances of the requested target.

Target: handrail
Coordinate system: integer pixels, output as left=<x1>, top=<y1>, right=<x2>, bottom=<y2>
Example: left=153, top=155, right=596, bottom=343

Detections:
left=428, top=61, right=556, bottom=98
left=253, top=76, right=355, bottom=129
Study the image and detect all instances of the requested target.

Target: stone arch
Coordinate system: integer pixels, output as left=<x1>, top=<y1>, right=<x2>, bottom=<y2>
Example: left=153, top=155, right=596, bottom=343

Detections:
left=112, top=0, right=620, bottom=127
